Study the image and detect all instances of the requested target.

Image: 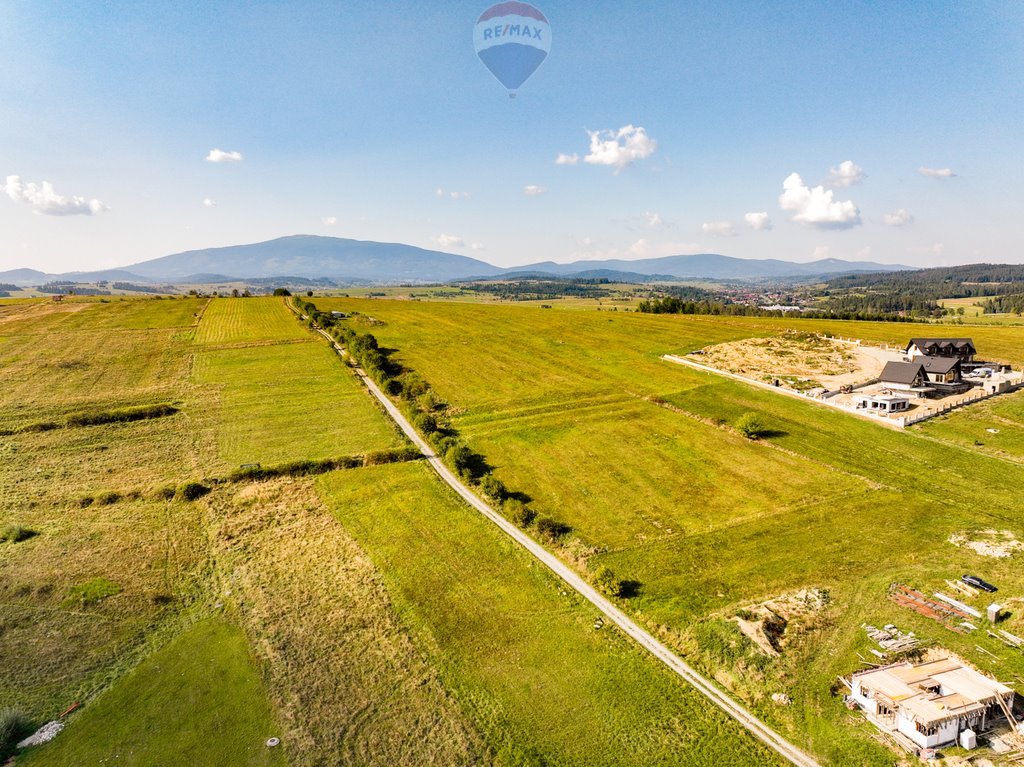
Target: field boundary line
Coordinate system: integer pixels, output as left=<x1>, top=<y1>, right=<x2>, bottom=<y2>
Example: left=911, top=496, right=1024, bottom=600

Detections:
left=306, top=321, right=819, bottom=767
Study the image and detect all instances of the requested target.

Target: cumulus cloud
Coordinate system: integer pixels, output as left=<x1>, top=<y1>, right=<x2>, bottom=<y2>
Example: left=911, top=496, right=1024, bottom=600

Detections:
left=203, top=198, right=217, bottom=208
left=583, top=125, right=657, bottom=171
left=884, top=209, right=913, bottom=227
left=778, top=172, right=861, bottom=229
left=702, top=221, right=737, bottom=237
left=627, top=238, right=701, bottom=258
left=825, top=160, right=865, bottom=188
left=919, top=166, right=956, bottom=179
left=523, top=184, right=547, bottom=196
left=744, top=211, right=773, bottom=231
left=205, top=148, right=243, bottom=163
left=434, top=233, right=465, bottom=249
left=322, top=216, right=337, bottom=225
left=470, top=242, right=485, bottom=251
left=2, top=175, right=109, bottom=216
left=555, top=153, right=579, bottom=165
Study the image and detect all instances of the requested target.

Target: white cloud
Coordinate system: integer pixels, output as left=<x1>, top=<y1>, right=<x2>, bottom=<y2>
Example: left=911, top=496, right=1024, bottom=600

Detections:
left=825, top=160, right=865, bottom=188
left=205, top=148, right=243, bottom=163
left=744, top=211, right=773, bottom=231
left=470, top=242, right=485, bottom=251
left=701, top=221, right=737, bottom=237
left=642, top=211, right=666, bottom=228
left=523, top=184, right=547, bottom=196
left=582, top=125, right=658, bottom=171
left=778, top=172, right=861, bottom=229
left=435, top=187, right=469, bottom=199
left=883, top=209, right=914, bottom=227
left=919, top=166, right=956, bottom=179
left=203, top=198, right=217, bottom=208
left=812, top=245, right=831, bottom=260
left=555, top=153, right=579, bottom=165
left=433, top=233, right=465, bottom=249
left=322, top=216, right=337, bottom=226
left=2, top=175, right=109, bottom=216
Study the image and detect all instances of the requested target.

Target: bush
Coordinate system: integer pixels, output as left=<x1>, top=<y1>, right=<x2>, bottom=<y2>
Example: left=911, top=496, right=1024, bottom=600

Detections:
left=735, top=412, right=770, bottom=439
left=273, top=287, right=291, bottom=296
left=535, top=516, right=570, bottom=540
left=413, top=412, right=438, bottom=434
left=64, top=577, right=121, bottom=607
left=504, top=499, right=536, bottom=528
left=177, top=481, right=210, bottom=501
left=78, top=495, right=94, bottom=508
left=153, top=485, right=177, bottom=500
left=97, top=491, right=121, bottom=505
left=0, top=525, right=37, bottom=543
left=0, top=708, right=31, bottom=758
left=593, top=565, right=627, bottom=597
left=478, top=474, right=508, bottom=501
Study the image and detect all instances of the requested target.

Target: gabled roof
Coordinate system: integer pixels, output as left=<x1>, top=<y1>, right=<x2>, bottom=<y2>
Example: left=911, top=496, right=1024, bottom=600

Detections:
left=880, top=361, right=927, bottom=385
left=920, top=355, right=960, bottom=374
left=907, top=338, right=976, bottom=352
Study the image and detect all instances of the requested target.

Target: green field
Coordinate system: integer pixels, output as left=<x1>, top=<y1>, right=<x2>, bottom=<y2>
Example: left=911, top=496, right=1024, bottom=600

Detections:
left=7, top=293, right=1024, bottom=765
left=21, top=618, right=285, bottom=767
left=320, top=461, right=783, bottom=766
left=314, top=297, right=1024, bottom=764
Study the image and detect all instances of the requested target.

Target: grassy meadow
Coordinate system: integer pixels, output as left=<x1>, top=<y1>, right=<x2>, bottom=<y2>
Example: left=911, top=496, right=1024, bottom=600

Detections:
left=6, top=290, right=1024, bottom=765
left=316, top=297, right=1024, bottom=764
left=319, top=461, right=784, bottom=767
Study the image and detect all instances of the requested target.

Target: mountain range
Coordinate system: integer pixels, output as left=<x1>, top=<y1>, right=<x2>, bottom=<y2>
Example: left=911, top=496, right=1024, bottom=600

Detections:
left=1, top=234, right=911, bottom=286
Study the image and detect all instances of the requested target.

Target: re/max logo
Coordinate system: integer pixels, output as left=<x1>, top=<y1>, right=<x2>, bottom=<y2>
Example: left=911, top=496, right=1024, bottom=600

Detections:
left=482, top=24, right=543, bottom=41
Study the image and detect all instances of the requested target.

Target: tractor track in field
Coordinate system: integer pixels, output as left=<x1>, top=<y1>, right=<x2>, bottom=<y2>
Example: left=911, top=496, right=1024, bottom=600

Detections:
left=305, top=318, right=820, bottom=767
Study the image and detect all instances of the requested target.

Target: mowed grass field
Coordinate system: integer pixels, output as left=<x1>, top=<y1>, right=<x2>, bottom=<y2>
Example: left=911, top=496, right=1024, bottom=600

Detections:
left=317, top=297, right=1024, bottom=764
left=192, top=298, right=403, bottom=469
left=320, top=461, right=784, bottom=767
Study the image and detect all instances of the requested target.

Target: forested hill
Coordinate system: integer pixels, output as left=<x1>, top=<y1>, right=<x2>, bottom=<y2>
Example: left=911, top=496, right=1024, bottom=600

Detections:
left=819, top=263, right=1024, bottom=316
left=827, top=264, right=1024, bottom=293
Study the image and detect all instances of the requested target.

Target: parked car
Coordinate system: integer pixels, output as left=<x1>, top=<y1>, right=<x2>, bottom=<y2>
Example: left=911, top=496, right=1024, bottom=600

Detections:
left=962, top=575, right=998, bottom=592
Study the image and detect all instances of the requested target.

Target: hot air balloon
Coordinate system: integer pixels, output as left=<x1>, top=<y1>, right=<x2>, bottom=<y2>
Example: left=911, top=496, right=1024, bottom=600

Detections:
left=473, top=2, right=550, bottom=98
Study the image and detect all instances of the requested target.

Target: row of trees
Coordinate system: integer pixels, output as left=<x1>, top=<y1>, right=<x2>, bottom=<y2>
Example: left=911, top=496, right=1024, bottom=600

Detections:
left=293, top=298, right=633, bottom=589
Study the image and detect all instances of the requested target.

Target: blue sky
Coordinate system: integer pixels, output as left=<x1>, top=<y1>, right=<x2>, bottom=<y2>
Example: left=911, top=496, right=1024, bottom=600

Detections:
left=2, top=1, right=1022, bottom=272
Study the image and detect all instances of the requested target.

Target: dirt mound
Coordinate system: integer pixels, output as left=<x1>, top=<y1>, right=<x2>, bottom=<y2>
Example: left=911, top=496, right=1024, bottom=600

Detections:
left=731, top=588, right=831, bottom=656
left=698, top=332, right=882, bottom=391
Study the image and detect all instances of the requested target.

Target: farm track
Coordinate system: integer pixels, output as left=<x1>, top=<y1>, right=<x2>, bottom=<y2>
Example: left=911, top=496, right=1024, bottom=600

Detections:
left=308, top=322, right=821, bottom=767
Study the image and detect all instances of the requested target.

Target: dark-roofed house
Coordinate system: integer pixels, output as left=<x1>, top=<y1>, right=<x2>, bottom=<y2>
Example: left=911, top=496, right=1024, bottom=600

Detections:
left=920, top=355, right=962, bottom=385
left=879, top=361, right=929, bottom=391
left=906, top=338, right=976, bottom=362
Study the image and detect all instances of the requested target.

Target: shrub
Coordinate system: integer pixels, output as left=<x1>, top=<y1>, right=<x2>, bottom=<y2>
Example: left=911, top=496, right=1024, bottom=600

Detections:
left=273, top=287, right=291, bottom=296
left=64, top=577, right=121, bottom=607
left=0, top=708, right=31, bottom=758
left=177, top=481, right=210, bottom=501
left=735, top=412, right=770, bottom=439
left=478, top=474, right=508, bottom=501
left=0, top=525, right=37, bottom=543
left=504, top=499, right=536, bottom=528
left=78, top=495, right=94, bottom=508
left=153, top=485, right=176, bottom=500
left=593, top=565, right=626, bottom=598
left=535, top=516, right=570, bottom=540
left=97, top=491, right=121, bottom=505
left=413, top=412, right=438, bottom=434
